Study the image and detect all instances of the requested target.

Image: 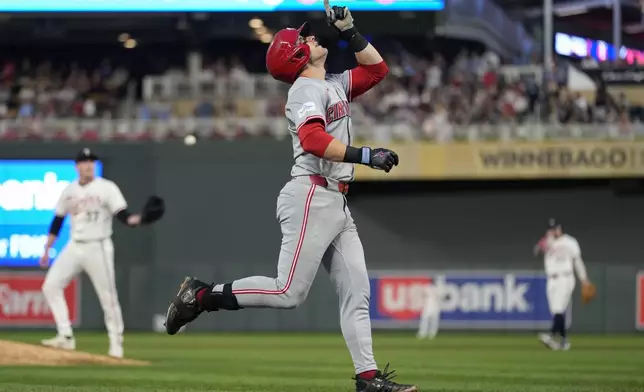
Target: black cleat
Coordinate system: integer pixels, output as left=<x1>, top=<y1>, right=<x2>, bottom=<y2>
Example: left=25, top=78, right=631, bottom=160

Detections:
left=355, top=364, right=418, bottom=392
left=164, top=277, right=211, bottom=335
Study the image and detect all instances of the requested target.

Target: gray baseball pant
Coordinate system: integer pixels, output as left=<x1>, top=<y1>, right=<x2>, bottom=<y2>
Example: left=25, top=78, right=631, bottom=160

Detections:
left=214, top=177, right=377, bottom=374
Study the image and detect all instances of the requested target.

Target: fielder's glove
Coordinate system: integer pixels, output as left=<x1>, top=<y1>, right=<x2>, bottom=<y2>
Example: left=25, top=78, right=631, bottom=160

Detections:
left=365, top=147, right=399, bottom=173
left=140, top=195, right=165, bottom=224
left=581, top=281, right=596, bottom=304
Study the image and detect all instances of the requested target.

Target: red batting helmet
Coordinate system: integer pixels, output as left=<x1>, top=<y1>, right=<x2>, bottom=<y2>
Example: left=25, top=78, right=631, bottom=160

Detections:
left=266, top=22, right=312, bottom=84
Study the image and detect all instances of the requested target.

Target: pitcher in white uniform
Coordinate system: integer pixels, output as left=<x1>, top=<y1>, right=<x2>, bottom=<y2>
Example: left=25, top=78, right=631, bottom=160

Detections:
left=534, top=219, right=592, bottom=351
left=39, top=148, right=143, bottom=358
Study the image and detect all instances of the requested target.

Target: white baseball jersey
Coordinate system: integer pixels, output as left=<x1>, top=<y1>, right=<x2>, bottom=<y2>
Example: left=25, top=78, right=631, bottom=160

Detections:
left=54, top=177, right=127, bottom=241
left=424, top=283, right=441, bottom=311
left=285, top=72, right=353, bottom=182
left=543, top=234, right=588, bottom=280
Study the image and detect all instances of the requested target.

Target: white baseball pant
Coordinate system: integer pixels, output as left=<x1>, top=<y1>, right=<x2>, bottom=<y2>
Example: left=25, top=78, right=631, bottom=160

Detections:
left=418, top=287, right=441, bottom=339
left=546, top=273, right=575, bottom=314
left=41, top=238, right=124, bottom=347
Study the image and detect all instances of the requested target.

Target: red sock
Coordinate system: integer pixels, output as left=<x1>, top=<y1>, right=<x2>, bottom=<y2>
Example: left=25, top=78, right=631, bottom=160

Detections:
left=196, top=288, right=208, bottom=305
left=358, top=370, right=377, bottom=380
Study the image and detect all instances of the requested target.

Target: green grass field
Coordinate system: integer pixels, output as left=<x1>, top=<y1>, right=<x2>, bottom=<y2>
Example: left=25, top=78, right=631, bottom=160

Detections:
left=0, top=332, right=643, bottom=392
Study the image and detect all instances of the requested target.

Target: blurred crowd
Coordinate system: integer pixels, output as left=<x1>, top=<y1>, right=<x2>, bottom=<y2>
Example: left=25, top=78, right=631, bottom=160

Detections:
left=350, top=50, right=644, bottom=141
left=0, top=38, right=643, bottom=142
left=0, top=59, right=131, bottom=120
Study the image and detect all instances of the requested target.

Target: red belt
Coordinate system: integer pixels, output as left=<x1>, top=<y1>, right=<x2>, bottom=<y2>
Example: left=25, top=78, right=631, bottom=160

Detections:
left=308, top=175, right=349, bottom=194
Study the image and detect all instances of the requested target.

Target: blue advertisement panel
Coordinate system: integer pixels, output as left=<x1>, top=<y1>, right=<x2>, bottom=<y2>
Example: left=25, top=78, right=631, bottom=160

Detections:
left=369, top=270, right=552, bottom=330
left=0, top=0, right=444, bottom=12
left=0, top=160, right=103, bottom=268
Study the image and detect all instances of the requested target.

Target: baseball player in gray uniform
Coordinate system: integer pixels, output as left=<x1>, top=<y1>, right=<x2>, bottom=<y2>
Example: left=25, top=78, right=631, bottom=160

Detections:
left=164, top=2, right=417, bottom=391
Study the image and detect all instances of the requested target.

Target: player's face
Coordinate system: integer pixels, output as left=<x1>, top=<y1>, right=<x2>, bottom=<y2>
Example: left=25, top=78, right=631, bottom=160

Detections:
left=302, top=35, right=327, bottom=63
left=76, top=161, right=95, bottom=181
left=554, top=226, right=563, bottom=237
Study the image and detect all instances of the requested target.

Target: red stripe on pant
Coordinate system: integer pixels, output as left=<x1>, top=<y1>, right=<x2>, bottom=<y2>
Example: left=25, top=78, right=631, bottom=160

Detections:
left=232, top=184, right=316, bottom=295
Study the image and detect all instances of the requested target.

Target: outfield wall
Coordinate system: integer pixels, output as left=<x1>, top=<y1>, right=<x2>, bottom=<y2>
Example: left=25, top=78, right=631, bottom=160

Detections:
left=0, top=141, right=642, bottom=334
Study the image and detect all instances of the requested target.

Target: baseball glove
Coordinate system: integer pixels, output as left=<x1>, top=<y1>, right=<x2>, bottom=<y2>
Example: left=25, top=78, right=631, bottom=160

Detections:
left=581, top=281, right=596, bottom=304
left=140, top=195, right=165, bottom=224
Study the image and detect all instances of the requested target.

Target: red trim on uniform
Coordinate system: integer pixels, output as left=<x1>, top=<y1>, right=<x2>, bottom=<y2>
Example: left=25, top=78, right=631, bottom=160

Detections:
left=296, top=115, right=326, bottom=133
left=358, top=370, right=378, bottom=380
left=232, top=185, right=317, bottom=295
left=298, top=120, right=333, bottom=158
left=348, top=61, right=389, bottom=101
left=348, top=69, right=353, bottom=102
left=196, top=288, right=207, bottom=305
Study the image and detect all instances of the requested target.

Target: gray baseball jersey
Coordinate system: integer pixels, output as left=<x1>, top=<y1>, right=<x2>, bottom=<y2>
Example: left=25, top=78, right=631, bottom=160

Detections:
left=285, top=72, right=354, bottom=181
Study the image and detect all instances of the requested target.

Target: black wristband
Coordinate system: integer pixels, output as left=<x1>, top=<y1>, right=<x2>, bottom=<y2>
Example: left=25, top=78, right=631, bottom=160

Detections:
left=344, top=146, right=362, bottom=163
left=343, top=146, right=371, bottom=165
left=338, top=26, right=358, bottom=41
left=347, top=32, right=369, bottom=53
left=115, top=209, right=132, bottom=225
left=49, top=216, right=65, bottom=236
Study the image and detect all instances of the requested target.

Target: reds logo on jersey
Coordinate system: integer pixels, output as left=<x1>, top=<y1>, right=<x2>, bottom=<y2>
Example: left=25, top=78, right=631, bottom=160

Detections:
left=326, top=101, right=350, bottom=125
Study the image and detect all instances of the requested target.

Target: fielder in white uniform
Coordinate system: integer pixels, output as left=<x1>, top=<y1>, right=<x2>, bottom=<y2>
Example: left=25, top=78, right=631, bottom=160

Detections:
left=534, top=219, right=590, bottom=351
left=417, top=282, right=441, bottom=340
left=39, top=148, right=142, bottom=358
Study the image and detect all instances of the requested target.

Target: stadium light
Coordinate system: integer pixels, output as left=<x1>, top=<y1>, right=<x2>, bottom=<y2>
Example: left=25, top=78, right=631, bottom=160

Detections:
left=118, top=33, right=129, bottom=42
left=124, top=38, right=137, bottom=49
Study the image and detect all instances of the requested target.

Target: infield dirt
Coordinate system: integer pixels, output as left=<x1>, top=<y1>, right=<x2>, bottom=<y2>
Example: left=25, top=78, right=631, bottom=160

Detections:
left=0, top=339, right=150, bottom=366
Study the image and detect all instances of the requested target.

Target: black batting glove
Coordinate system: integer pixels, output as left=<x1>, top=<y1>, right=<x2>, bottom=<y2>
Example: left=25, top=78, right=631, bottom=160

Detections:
left=343, top=146, right=399, bottom=172
left=362, top=147, right=399, bottom=173
left=324, top=0, right=357, bottom=40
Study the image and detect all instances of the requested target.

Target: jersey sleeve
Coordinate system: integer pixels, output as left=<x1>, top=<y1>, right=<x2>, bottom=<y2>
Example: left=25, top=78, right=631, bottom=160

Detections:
left=570, top=238, right=582, bottom=259
left=326, top=71, right=351, bottom=99
left=54, top=186, right=69, bottom=216
left=285, top=86, right=327, bottom=132
left=570, top=238, right=588, bottom=281
left=107, top=182, right=128, bottom=214
left=328, top=62, right=389, bottom=102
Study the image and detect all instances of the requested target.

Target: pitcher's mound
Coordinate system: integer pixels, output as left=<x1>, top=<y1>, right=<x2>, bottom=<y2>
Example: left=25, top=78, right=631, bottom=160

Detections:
left=0, top=340, right=150, bottom=366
